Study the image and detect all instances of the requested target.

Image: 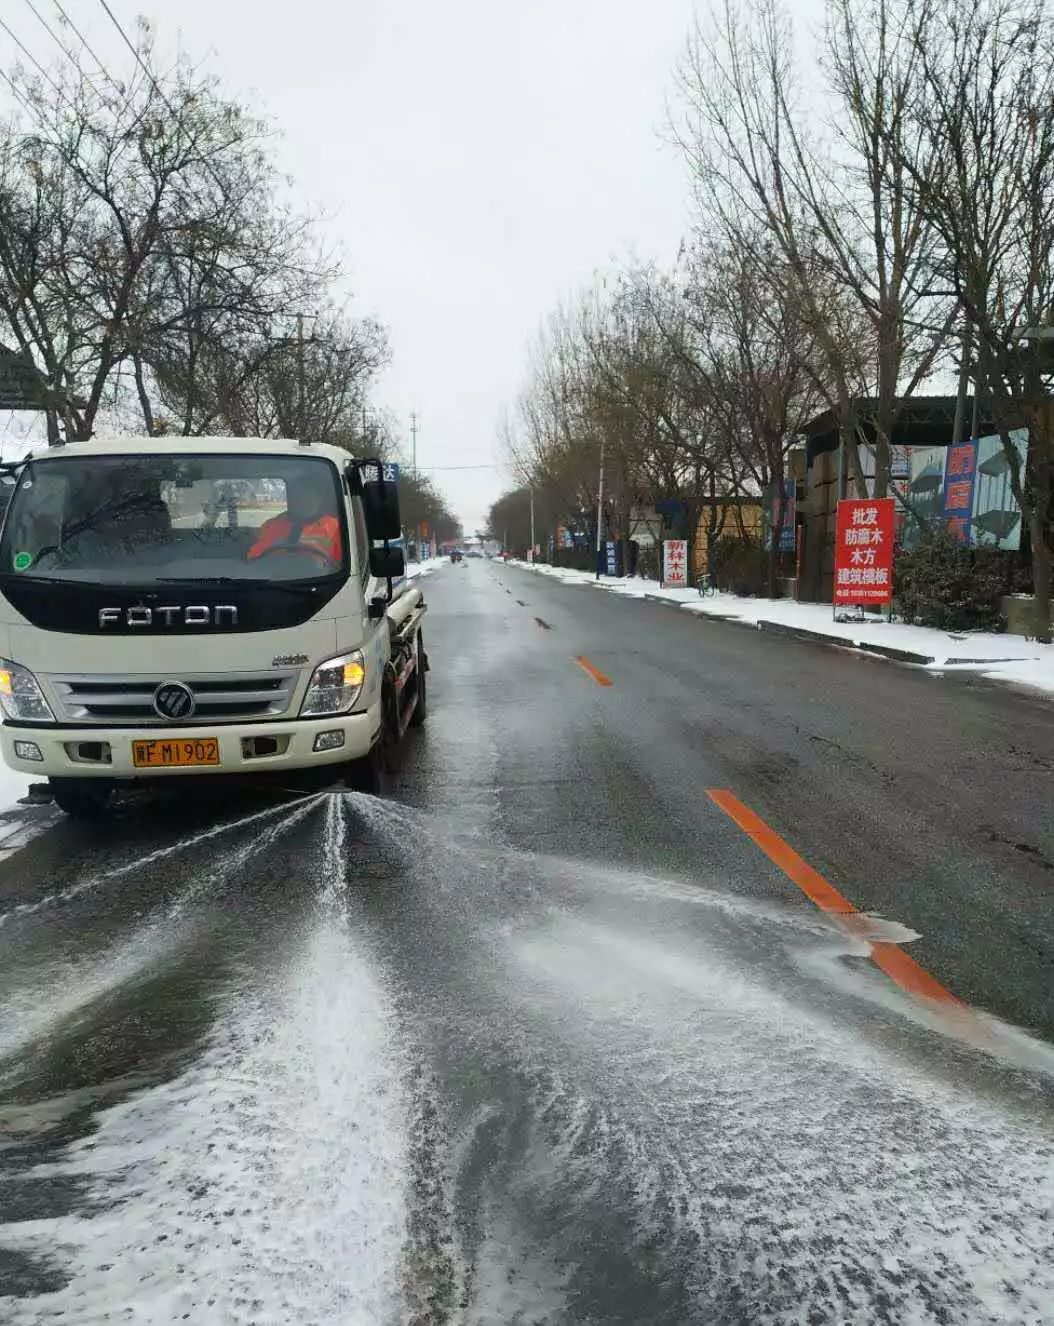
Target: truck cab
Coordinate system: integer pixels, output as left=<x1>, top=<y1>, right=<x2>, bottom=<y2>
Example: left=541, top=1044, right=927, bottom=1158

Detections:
left=0, top=437, right=427, bottom=815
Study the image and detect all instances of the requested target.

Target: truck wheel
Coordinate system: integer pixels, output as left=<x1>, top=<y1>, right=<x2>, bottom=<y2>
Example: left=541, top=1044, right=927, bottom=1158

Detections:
left=49, top=778, right=113, bottom=818
left=409, top=634, right=428, bottom=728
left=346, top=746, right=383, bottom=795
left=347, top=680, right=399, bottom=794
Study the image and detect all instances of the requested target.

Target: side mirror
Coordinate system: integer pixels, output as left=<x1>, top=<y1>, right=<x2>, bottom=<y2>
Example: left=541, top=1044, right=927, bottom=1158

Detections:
left=369, top=544, right=405, bottom=580
left=361, top=479, right=402, bottom=542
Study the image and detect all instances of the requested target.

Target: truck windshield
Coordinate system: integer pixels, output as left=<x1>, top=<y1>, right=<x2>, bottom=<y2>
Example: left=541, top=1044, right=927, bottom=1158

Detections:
left=0, top=453, right=348, bottom=586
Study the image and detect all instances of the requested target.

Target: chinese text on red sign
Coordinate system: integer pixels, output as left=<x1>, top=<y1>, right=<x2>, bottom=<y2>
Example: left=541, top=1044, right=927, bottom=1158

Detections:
left=833, top=498, right=895, bottom=606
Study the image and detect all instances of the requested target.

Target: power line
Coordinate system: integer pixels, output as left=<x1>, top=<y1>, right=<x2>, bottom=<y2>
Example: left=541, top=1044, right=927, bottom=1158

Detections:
left=51, top=0, right=117, bottom=88
left=415, top=463, right=508, bottom=471
left=22, top=0, right=77, bottom=73
left=23, top=0, right=127, bottom=123
left=0, top=65, right=38, bottom=120
left=0, top=13, right=69, bottom=103
left=95, top=0, right=234, bottom=200
left=96, top=0, right=175, bottom=111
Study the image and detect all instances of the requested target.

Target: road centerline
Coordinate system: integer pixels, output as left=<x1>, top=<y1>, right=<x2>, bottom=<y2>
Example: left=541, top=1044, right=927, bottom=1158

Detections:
left=706, top=788, right=963, bottom=1009
left=575, top=655, right=613, bottom=687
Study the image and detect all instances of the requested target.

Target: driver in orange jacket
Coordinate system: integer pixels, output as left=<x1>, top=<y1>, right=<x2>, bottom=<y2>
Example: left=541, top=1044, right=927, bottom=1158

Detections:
left=248, top=470, right=342, bottom=564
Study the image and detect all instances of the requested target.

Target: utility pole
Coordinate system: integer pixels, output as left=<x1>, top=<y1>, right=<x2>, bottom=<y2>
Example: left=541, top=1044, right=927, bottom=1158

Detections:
left=952, top=324, right=969, bottom=447
left=409, top=410, right=420, bottom=561
left=530, top=489, right=536, bottom=563
left=595, top=435, right=606, bottom=579
left=296, top=313, right=305, bottom=441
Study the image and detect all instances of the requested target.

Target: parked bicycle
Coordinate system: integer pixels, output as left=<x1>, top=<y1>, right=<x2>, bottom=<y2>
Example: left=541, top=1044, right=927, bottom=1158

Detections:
left=697, top=568, right=717, bottom=597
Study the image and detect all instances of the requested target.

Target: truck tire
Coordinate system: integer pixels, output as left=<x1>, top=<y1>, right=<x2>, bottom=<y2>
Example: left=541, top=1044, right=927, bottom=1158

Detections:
left=409, top=633, right=427, bottom=728
left=49, top=777, right=113, bottom=818
left=347, top=679, right=399, bottom=794
left=346, top=745, right=383, bottom=795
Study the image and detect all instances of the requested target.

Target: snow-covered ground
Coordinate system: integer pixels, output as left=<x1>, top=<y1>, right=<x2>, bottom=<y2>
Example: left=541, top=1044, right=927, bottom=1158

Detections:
left=0, top=765, right=33, bottom=812
left=0, top=766, right=55, bottom=862
left=405, top=556, right=448, bottom=580
left=512, top=561, right=1054, bottom=697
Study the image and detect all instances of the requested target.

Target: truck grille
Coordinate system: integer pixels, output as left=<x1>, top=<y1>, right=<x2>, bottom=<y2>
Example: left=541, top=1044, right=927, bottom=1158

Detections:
left=46, top=671, right=299, bottom=724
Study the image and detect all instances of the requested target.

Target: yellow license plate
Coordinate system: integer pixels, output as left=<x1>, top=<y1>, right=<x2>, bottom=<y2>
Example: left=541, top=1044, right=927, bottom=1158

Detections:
left=132, top=737, right=220, bottom=769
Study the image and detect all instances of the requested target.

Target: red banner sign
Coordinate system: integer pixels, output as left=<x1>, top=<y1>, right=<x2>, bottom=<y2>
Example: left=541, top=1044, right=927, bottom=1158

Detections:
left=663, top=538, right=688, bottom=588
left=834, top=498, right=895, bottom=606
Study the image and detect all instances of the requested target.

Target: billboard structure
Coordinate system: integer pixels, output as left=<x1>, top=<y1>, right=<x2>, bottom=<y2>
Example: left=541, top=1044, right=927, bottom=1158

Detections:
left=897, top=431, right=1028, bottom=549
left=834, top=498, right=895, bottom=608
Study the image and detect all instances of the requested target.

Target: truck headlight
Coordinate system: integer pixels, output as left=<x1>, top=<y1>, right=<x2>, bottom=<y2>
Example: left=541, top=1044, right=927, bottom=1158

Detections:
left=300, top=650, right=366, bottom=717
left=0, top=658, right=54, bottom=722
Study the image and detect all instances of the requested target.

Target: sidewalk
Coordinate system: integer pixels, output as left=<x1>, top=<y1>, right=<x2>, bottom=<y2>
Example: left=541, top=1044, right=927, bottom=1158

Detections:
left=511, top=561, right=1054, bottom=698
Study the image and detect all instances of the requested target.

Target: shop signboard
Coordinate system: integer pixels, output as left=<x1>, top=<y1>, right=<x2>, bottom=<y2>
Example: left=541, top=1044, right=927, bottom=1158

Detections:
left=834, top=498, right=895, bottom=606
left=662, top=538, right=688, bottom=588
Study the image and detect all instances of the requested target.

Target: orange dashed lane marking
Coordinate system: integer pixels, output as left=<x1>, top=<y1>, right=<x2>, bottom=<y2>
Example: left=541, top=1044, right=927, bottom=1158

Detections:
left=706, top=788, right=963, bottom=1008
left=574, top=655, right=613, bottom=687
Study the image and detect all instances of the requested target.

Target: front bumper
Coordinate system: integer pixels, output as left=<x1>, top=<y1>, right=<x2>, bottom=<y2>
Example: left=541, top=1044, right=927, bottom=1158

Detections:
left=1, top=703, right=381, bottom=780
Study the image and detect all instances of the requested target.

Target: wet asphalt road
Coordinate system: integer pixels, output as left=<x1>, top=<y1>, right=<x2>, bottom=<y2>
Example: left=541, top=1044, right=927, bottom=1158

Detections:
left=0, top=559, right=1052, bottom=1324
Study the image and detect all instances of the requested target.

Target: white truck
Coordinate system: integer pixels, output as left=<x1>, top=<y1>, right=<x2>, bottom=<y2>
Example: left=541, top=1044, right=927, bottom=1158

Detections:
left=0, top=437, right=427, bottom=816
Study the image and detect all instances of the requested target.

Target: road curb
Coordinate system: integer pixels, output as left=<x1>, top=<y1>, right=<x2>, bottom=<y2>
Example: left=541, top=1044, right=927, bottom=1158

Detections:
left=680, top=608, right=743, bottom=623
left=856, top=642, right=937, bottom=665
left=757, top=620, right=856, bottom=650
left=756, top=619, right=935, bottom=665
left=644, top=593, right=687, bottom=608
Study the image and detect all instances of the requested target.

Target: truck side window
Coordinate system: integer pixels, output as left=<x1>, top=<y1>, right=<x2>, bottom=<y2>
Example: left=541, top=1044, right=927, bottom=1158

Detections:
left=352, top=496, right=370, bottom=586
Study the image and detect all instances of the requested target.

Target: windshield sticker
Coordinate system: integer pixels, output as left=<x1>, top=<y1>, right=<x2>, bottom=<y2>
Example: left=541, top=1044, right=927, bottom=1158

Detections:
left=12, top=551, right=32, bottom=573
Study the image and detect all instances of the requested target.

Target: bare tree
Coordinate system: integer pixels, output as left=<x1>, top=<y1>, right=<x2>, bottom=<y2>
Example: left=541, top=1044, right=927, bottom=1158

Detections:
left=676, top=0, right=951, bottom=498
left=157, top=306, right=388, bottom=443
left=896, top=0, right=1054, bottom=637
left=0, top=26, right=381, bottom=450
left=680, top=234, right=824, bottom=592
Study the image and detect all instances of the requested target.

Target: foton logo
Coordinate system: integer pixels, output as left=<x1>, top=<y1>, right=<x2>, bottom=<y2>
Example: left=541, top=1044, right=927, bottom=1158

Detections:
left=98, top=606, right=239, bottom=628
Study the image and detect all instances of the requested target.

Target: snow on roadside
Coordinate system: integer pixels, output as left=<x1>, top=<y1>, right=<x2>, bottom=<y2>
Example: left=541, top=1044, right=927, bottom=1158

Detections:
left=0, top=765, right=57, bottom=865
left=0, top=764, right=34, bottom=814
left=509, top=560, right=1054, bottom=697
left=405, top=556, right=448, bottom=580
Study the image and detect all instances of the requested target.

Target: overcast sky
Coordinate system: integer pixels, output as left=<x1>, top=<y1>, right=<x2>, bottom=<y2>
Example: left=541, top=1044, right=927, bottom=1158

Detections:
left=2, top=0, right=704, bottom=530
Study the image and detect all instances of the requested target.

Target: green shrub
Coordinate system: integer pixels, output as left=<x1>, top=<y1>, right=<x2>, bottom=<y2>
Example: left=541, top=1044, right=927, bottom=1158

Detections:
left=709, top=535, right=768, bottom=596
left=894, top=526, right=1008, bottom=632
left=635, top=544, right=660, bottom=581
